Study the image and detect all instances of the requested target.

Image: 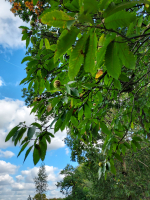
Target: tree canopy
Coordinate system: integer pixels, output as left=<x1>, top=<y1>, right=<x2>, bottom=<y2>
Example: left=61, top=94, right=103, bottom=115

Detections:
left=5, top=0, right=150, bottom=178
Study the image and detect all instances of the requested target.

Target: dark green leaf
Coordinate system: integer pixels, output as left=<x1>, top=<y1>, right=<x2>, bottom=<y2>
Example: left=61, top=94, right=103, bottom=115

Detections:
left=5, top=126, right=20, bottom=142
left=23, top=145, right=33, bottom=163
left=17, top=142, right=30, bottom=157
left=33, top=144, right=41, bottom=165
left=27, top=126, right=36, bottom=140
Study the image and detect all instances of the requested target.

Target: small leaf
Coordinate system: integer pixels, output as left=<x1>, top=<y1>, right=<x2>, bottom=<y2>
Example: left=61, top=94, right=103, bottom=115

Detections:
left=31, top=122, right=42, bottom=130
left=40, top=38, right=43, bottom=49
left=17, top=142, right=30, bottom=157
left=45, top=38, right=51, bottom=49
left=54, top=119, right=62, bottom=133
left=33, top=0, right=38, bottom=5
left=114, top=153, right=123, bottom=162
left=100, top=122, right=110, bottom=135
left=23, top=145, right=33, bottom=163
left=26, top=37, right=30, bottom=48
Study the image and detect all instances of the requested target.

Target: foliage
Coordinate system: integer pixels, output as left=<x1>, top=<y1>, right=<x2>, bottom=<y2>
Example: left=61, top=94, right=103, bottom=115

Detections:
left=34, top=163, right=48, bottom=200
left=57, top=146, right=150, bottom=200
left=5, top=0, right=150, bottom=178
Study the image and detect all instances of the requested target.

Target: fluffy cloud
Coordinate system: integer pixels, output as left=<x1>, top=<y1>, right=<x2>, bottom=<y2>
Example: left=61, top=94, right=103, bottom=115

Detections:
left=0, top=149, right=15, bottom=158
left=0, top=0, right=27, bottom=48
left=0, top=160, right=18, bottom=175
left=0, top=164, right=65, bottom=200
left=0, top=98, right=67, bottom=150
left=0, top=98, right=35, bottom=149
left=65, top=147, right=69, bottom=155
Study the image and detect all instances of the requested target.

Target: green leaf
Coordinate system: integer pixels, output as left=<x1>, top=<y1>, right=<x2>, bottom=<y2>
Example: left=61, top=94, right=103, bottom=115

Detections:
left=33, top=0, right=38, bottom=5
left=41, top=10, right=75, bottom=28
left=114, top=79, right=121, bottom=90
left=71, top=116, right=78, bottom=127
left=83, top=0, right=98, bottom=13
left=14, top=127, right=27, bottom=145
left=70, top=88, right=79, bottom=97
left=54, top=118, right=62, bottom=133
left=27, top=126, right=36, bottom=140
left=39, top=137, right=47, bottom=161
left=117, top=42, right=136, bottom=70
left=5, top=126, right=20, bottom=142
left=33, top=144, right=41, bottom=165
left=78, top=107, right=83, bottom=120
left=132, top=140, right=141, bottom=149
left=21, top=56, right=32, bottom=64
left=105, top=42, right=121, bottom=79
left=84, top=104, right=91, bottom=118
left=39, top=79, right=45, bottom=95
left=114, top=153, right=123, bottom=162
left=104, top=1, right=149, bottom=18
left=105, top=11, right=136, bottom=29
left=54, top=27, right=79, bottom=63
left=22, top=33, right=28, bottom=41
left=98, top=167, right=102, bottom=180
left=47, top=132, right=54, bottom=138
left=132, top=136, right=142, bottom=142
left=84, top=32, right=97, bottom=75
left=124, top=142, right=131, bottom=149
left=26, top=37, right=30, bottom=48
left=110, top=163, right=116, bottom=175
left=45, top=38, right=51, bottom=49
left=69, top=32, right=89, bottom=80
left=99, top=0, right=113, bottom=10
left=40, top=39, right=43, bottom=49
left=31, top=122, right=42, bottom=130
left=121, top=145, right=126, bottom=156
left=45, top=135, right=51, bottom=144
left=100, top=122, right=110, bottom=135
left=19, top=26, right=29, bottom=29
left=17, top=142, right=30, bottom=157
left=28, top=80, right=34, bottom=91
left=131, top=141, right=136, bottom=152
left=34, top=80, right=39, bottom=93
left=45, top=80, right=50, bottom=91
left=23, top=145, right=33, bottom=163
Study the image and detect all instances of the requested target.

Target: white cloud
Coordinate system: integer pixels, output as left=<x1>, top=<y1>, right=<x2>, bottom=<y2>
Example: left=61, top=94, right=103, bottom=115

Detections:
left=0, top=98, right=67, bottom=150
left=0, top=98, right=35, bottom=149
left=0, top=0, right=27, bottom=48
left=0, top=149, right=15, bottom=158
left=0, top=160, right=18, bottom=175
left=0, top=164, right=65, bottom=200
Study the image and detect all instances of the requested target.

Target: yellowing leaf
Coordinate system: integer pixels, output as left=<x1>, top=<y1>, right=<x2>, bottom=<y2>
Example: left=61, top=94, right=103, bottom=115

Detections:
left=95, top=69, right=103, bottom=80
left=41, top=10, right=74, bottom=28
left=47, top=103, right=52, bottom=112
left=131, top=122, right=134, bottom=129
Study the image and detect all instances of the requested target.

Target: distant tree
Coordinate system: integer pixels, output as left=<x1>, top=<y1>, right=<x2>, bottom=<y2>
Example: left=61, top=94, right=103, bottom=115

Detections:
left=27, top=195, right=32, bottom=200
left=33, top=193, right=47, bottom=200
left=34, top=163, right=48, bottom=200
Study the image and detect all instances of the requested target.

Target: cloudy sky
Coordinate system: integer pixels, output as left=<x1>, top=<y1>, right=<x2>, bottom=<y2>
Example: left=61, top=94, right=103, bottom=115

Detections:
left=0, top=1, right=77, bottom=199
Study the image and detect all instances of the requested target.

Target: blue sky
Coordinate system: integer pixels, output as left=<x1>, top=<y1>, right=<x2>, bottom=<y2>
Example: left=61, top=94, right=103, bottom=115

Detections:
left=0, top=1, right=77, bottom=199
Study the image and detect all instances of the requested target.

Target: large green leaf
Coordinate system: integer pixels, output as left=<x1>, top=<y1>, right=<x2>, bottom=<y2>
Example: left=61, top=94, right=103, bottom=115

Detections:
left=41, top=10, right=75, bottom=28
left=54, top=27, right=79, bottom=63
left=39, top=137, right=47, bottom=161
left=104, top=0, right=150, bottom=17
left=99, top=0, right=113, bottom=10
left=105, top=11, right=136, bottom=29
left=83, top=0, right=98, bottom=13
left=105, top=42, right=121, bottom=79
left=84, top=32, right=97, bottom=75
left=27, top=126, right=36, bottom=140
left=117, top=42, right=136, bottom=70
left=5, top=126, right=20, bottom=142
left=33, top=0, right=38, bottom=5
left=33, top=144, right=41, bottom=165
left=69, top=33, right=89, bottom=80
